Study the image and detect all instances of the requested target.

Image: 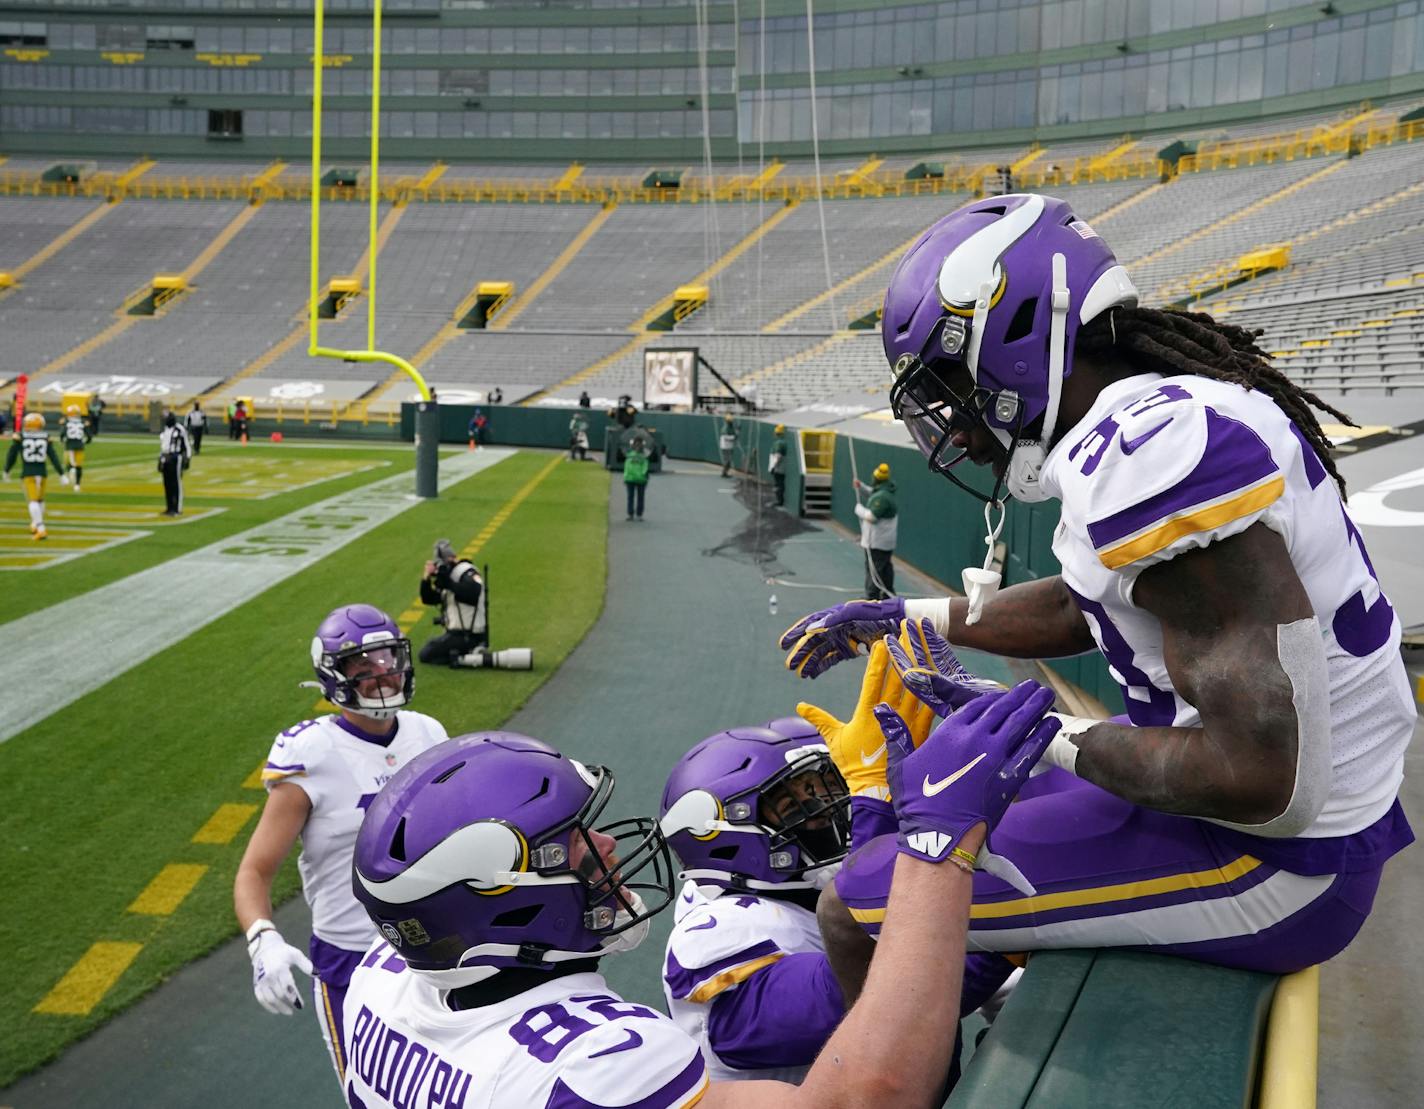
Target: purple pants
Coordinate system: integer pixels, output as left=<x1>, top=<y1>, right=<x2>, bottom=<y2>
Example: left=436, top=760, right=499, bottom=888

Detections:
left=837, top=769, right=1409, bottom=975
left=310, top=937, right=366, bottom=1087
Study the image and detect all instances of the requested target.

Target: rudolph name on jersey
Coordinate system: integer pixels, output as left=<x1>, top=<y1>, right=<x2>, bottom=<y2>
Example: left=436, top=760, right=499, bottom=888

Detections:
left=344, top=945, right=709, bottom=1109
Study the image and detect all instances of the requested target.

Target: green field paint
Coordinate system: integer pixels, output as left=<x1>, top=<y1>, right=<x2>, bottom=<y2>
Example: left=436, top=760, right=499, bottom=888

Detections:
left=33, top=942, right=143, bottom=1016
left=191, top=803, right=259, bottom=845
left=127, top=864, right=208, bottom=916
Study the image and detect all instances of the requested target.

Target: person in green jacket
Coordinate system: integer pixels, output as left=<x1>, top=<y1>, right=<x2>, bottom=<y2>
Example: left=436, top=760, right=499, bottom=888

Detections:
left=623, top=434, right=650, bottom=521
left=768, top=423, right=789, bottom=507
left=853, top=462, right=898, bottom=599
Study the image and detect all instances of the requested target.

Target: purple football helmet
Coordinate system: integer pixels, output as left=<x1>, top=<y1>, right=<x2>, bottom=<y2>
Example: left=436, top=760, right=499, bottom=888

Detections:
left=310, top=604, right=414, bottom=720
left=659, top=717, right=851, bottom=892
left=882, top=193, right=1138, bottom=502
left=352, top=732, right=675, bottom=987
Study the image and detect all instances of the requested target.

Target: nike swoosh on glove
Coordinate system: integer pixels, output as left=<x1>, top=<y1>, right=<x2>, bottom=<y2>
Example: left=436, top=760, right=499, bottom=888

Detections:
left=884, top=618, right=1004, bottom=718
left=249, top=929, right=314, bottom=1016
left=877, top=681, right=1059, bottom=865
left=780, top=597, right=906, bottom=679
left=797, top=640, right=936, bottom=799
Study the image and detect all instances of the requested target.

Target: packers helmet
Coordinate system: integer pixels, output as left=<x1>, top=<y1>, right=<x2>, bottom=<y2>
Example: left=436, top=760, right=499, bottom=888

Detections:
left=65, top=403, right=81, bottom=417
left=22, top=412, right=44, bottom=431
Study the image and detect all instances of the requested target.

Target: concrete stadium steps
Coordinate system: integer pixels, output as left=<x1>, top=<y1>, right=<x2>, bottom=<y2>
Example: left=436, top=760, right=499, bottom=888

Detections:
left=0, top=199, right=247, bottom=379
left=571, top=333, right=830, bottom=405
left=421, top=330, right=632, bottom=398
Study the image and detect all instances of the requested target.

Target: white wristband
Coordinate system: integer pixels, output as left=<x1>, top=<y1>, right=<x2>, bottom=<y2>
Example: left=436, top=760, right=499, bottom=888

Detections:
left=245, top=918, right=276, bottom=944
left=904, top=597, right=953, bottom=637
left=1041, top=713, right=1100, bottom=776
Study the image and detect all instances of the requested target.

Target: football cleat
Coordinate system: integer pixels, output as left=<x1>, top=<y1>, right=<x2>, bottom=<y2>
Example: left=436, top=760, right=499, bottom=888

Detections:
left=34, top=525, right=47, bottom=541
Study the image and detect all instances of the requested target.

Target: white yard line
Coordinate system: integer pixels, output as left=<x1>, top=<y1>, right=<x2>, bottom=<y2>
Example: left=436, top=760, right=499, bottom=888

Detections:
left=0, top=448, right=515, bottom=743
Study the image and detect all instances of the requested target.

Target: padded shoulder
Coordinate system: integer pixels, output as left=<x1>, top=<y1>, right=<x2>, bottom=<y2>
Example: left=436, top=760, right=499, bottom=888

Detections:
left=1059, top=381, right=1284, bottom=574
left=548, top=1016, right=706, bottom=1109
left=665, top=894, right=794, bottom=1002
left=261, top=717, right=332, bottom=788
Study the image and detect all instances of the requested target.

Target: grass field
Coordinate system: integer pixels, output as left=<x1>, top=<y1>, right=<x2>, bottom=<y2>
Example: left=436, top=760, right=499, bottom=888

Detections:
left=0, top=434, right=610, bottom=1086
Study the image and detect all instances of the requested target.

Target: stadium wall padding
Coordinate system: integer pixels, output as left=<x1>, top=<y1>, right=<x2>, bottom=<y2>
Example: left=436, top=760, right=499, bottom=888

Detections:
left=407, top=402, right=1124, bottom=712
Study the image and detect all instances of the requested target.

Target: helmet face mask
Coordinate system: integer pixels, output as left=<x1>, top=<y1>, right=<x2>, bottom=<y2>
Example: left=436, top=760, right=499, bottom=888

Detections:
left=660, top=719, right=852, bottom=891
left=311, top=604, right=414, bottom=720
left=352, top=733, right=677, bottom=987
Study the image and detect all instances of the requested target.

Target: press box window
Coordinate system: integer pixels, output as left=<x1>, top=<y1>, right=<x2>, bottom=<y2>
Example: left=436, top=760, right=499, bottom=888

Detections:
left=208, top=109, right=243, bottom=139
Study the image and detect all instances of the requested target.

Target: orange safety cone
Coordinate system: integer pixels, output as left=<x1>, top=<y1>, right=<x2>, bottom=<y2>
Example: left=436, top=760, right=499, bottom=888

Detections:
left=468, top=438, right=475, bottom=451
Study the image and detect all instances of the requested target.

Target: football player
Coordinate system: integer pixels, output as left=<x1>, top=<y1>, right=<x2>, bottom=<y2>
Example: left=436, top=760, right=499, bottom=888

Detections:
left=345, top=687, right=1060, bottom=1108
left=780, top=194, right=1415, bottom=997
left=60, top=402, right=90, bottom=491
left=233, top=604, right=449, bottom=1091
left=3, top=411, right=65, bottom=540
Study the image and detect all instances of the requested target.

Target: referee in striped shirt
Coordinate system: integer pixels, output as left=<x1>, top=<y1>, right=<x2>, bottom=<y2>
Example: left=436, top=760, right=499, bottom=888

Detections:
left=158, top=410, right=192, bottom=516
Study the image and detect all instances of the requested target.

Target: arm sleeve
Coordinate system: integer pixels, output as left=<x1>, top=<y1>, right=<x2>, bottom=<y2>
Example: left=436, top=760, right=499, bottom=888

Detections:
left=5, top=439, right=18, bottom=472
left=705, top=952, right=845, bottom=1070
left=419, top=576, right=441, bottom=605
left=48, top=443, right=64, bottom=474
left=854, top=502, right=874, bottom=523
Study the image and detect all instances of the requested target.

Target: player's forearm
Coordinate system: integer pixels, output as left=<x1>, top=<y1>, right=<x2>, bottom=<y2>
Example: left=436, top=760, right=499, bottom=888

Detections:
left=910, top=575, right=1096, bottom=658
left=1070, top=718, right=1296, bottom=825
left=233, top=865, right=277, bottom=932
left=800, top=846, right=977, bottom=1108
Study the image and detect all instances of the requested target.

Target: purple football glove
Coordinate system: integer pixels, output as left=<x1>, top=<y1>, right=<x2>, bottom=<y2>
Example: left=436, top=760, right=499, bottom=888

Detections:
left=884, top=618, right=1004, bottom=718
left=877, top=681, right=1059, bottom=865
left=780, top=597, right=906, bottom=679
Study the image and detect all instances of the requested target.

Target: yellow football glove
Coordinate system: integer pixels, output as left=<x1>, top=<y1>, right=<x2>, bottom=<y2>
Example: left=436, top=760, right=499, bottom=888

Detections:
left=796, top=637, right=937, bottom=800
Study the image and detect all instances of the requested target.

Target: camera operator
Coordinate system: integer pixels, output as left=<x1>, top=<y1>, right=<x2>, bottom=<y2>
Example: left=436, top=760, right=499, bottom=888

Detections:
left=418, top=539, right=488, bottom=668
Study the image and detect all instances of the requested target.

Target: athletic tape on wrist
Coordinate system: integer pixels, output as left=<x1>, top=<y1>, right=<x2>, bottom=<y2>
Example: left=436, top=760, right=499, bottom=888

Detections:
left=1042, top=713, right=1099, bottom=776
left=904, top=597, right=953, bottom=637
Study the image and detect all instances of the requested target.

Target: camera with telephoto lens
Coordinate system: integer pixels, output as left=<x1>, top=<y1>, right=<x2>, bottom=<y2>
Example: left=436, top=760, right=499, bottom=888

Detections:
left=457, top=647, right=534, bottom=670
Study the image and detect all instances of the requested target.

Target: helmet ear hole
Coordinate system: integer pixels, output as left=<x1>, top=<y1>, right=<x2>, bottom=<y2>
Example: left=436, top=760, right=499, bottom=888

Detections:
left=389, top=819, right=407, bottom=862
left=1004, top=297, right=1039, bottom=344
left=709, top=846, right=739, bottom=860
left=491, top=904, right=542, bottom=929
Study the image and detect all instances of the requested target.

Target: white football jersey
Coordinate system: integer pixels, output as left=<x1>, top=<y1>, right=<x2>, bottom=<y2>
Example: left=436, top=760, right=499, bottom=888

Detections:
left=343, top=944, right=708, bottom=1109
left=663, top=881, right=825, bottom=1084
left=263, top=712, right=449, bottom=949
left=1040, top=373, right=1413, bottom=838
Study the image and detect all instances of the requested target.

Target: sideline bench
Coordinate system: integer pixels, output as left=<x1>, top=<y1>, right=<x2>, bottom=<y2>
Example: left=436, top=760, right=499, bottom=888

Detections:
left=951, top=950, right=1318, bottom=1109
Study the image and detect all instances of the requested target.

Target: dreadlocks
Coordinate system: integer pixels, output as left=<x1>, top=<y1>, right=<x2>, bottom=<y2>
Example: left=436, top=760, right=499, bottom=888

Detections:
left=1075, top=306, right=1355, bottom=496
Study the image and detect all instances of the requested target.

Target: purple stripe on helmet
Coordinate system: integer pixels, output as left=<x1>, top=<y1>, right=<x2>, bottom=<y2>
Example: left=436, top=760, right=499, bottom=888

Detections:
left=968, top=857, right=1279, bottom=932
left=663, top=938, right=781, bottom=1001
left=544, top=1052, right=705, bottom=1109
left=1086, top=407, right=1280, bottom=551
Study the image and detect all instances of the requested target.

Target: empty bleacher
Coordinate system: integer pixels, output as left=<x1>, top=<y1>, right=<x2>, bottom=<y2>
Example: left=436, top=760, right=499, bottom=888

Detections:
left=3, top=107, right=1423, bottom=417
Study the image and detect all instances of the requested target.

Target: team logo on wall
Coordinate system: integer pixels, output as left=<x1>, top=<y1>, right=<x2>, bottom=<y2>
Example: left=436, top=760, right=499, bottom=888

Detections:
left=643, top=347, right=697, bottom=409
left=267, top=381, right=326, bottom=400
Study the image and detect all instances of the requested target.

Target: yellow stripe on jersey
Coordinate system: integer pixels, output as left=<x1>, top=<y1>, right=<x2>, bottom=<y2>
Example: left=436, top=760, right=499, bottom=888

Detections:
left=1097, top=477, right=1284, bottom=571
left=685, top=952, right=785, bottom=1003
left=968, top=854, right=1262, bottom=920
left=261, top=767, right=308, bottom=783
left=321, top=979, right=346, bottom=1081
left=680, top=1075, right=712, bottom=1108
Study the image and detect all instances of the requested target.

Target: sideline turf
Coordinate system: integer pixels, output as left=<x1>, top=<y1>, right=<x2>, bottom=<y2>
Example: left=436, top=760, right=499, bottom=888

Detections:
left=0, top=449, right=609, bottom=1087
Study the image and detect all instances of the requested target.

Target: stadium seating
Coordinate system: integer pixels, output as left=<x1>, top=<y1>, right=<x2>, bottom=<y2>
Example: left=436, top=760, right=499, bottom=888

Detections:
left=4, top=114, right=1423, bottom=417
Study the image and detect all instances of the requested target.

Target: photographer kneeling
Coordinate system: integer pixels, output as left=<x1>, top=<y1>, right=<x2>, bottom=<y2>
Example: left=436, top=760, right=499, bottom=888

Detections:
left=419, top=539, right=532, bottom=670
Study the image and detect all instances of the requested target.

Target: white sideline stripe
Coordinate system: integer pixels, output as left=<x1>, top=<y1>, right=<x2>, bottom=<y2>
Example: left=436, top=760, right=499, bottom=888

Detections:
left=0, top=449, right=515, bottom=743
